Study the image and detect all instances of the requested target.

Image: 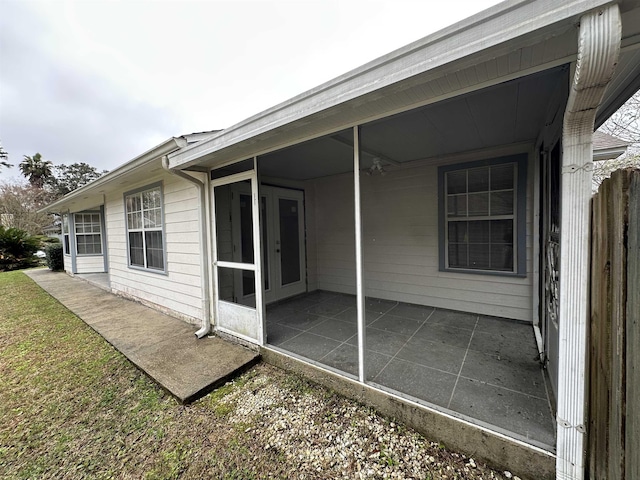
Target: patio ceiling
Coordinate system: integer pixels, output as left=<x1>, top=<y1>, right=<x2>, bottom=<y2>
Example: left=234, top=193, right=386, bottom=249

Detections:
left=258, top=66, right=568, bottom=181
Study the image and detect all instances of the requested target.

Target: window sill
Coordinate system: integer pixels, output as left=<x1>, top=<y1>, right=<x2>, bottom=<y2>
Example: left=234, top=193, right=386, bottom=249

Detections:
left=440, top=267, right=527, bottom=278
left=127, top=264, right=168, bottom=276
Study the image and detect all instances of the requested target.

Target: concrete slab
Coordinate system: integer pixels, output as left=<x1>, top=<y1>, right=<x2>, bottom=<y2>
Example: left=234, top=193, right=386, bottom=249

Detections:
left=25, top=269, right=259, bottom=404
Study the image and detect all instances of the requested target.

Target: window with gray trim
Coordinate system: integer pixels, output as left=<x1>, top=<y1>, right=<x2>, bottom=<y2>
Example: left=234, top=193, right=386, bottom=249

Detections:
left=62, top=214, right=70, bottom=254
left=439, top=155, right=527, bottom=275
left=125, top=185, right=165, bottom=271
left=74, top=213, right=102, bottom=255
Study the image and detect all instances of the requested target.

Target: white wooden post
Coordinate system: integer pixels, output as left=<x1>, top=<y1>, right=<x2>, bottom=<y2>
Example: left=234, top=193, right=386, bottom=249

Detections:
left=354, top=125, right=366, bottom=383
left=556, top=5, right=621, bottom=479
left=252, top=157, right=265, bottom=345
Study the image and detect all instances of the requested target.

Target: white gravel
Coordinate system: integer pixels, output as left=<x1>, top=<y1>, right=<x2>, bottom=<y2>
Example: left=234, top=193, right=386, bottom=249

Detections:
left=214, top=365, right=523, bottom=480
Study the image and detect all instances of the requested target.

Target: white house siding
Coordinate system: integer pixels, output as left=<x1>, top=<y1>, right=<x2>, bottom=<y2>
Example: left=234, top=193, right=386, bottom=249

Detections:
left=304, top=185, right=318, bottom=293
left=63, top=254, right=72, bottom=274
left=304, top=175, right=356, bottom=296
left=75, top=256, right=105, bottom=274
left=307, top=150, right=534, bottom=322
left=104, top=171, right=204, bottom=324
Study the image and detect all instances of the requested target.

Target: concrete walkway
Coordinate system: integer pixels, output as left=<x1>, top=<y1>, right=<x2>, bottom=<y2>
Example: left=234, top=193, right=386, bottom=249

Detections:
left=25, top=269, right=259, bottom=404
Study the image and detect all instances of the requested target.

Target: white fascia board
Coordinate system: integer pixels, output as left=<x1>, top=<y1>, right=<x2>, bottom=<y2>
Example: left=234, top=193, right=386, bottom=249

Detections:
left=168, top=0, right=612, bottom=170
left=40, top=137, right=187, bottom=213
left=593, top=146, right=630, bottom=161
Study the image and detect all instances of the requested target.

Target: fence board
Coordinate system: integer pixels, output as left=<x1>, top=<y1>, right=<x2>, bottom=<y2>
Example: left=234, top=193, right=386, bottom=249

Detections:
left=609, top=171, right=628, bottom=480
left=588, top=168, right=639, bottom=479
left=626, top=172, right=639, bottom=480
left=589, top=176, right=613, bottom=480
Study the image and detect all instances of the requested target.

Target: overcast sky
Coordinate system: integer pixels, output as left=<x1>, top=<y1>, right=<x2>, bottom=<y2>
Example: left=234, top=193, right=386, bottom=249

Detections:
left=0, top=0, right=503, bottom=181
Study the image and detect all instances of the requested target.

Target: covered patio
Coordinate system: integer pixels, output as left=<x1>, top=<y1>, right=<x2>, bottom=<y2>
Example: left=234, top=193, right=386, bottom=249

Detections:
left=227, top=64, right=565, bottom=450
left=181, top=34, right=572, bottom=477
left=266, top=291, right=555, bottom=448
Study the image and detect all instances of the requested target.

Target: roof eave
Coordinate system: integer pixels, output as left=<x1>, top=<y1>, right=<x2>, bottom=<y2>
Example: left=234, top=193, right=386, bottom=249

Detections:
left=167, top=0, right=613, bottom=170
left=593, top=146, right=630, bottom=161
left=40, top=137, right=187, bottom=213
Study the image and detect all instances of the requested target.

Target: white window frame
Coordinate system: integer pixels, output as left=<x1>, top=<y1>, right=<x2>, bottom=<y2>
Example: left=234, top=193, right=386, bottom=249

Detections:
left=438, top=155, right=527, bottom=276
left=74, top=212, right=102, bottom=255
left=124, top=183, right=166, bottom=273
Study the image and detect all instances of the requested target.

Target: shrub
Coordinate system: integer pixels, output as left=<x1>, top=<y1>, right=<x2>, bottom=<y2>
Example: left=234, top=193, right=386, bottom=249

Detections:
left=0, top=226, right=40, bottom=271
left=36, top=235, right=61, bottom=246
left=45, top=243, right=64, bottom=271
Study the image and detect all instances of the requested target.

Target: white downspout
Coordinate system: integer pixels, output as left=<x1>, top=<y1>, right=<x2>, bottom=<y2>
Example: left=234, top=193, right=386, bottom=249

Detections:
left=162, top=156, right=212, bottom=339
left=556, top=5, right=620, bottom=480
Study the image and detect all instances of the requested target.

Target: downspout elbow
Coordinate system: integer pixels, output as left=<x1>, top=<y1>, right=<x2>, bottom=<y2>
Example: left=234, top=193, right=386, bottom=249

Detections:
left=161, top=156, right=211, bottom=339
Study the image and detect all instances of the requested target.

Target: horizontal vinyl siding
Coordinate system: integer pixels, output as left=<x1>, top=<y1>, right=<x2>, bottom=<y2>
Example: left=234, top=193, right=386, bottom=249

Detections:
left=75, top=255, right=106, bottom=274
left=105, top=171, right=204, bottom=323
left=308, top=173, right=357, bottom=296
left=309, top=152, right=534, bottom=321
left=304, top=185, right=318, bottom=292
left=63, top=255, right=72, bottom=273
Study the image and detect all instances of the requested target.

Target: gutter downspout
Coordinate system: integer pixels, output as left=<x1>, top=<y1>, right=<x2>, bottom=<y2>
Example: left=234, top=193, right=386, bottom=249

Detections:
left=556, top=5, right=621, bottom=480
left=162, top=155, right=212, bottom=339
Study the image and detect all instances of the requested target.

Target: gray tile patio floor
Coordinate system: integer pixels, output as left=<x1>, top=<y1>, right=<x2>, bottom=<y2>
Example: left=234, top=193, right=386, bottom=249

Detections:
left=265, top=290, right=556, bottom=449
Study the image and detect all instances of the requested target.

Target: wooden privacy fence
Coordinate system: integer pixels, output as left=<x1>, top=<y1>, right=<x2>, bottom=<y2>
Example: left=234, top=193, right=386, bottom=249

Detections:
left=588, top=168, right=639, bottom=480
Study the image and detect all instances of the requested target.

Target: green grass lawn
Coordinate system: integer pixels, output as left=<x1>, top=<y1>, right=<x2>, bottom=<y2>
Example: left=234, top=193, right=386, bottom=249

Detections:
left=0, top=271, right=506, bottom=480
left=0, top=271, right=277, bottom=479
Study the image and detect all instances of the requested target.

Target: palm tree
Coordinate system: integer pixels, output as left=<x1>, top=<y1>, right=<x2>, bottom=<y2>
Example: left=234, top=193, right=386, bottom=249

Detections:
left=0, top=141, right=10, bottom=170
left=19, top=153, right=53, bottom=188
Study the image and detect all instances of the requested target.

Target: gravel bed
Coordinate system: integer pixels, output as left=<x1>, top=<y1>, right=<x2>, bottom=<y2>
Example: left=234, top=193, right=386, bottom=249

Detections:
left=213, top=364, right=524, bottom=480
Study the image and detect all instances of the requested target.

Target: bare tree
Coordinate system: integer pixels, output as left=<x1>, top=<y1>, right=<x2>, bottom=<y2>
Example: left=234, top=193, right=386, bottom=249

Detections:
left=594, top=91, right=640, bottom=188
left=599, top=91, right=640, bottom=142
left=0, top=181, right=56, bottom=235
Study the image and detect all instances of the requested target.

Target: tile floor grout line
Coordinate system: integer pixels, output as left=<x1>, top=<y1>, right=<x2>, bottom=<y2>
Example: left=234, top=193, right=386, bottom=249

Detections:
left=316, top=307, right=394, bottom=364
left=270, top=304, right=331, bottom=347
left=276, top=307, right=353, bottom=352
left=316, top=302, right=408, bottom=373
left=298, top=302, right=414, bottom=369
left=318, top=338, right=350, bottom=362
left=273, top=328, right=307, bottom=348
left=447, top=315, right=479, bottom=409
left=372, top=307, right=438, bottom=382
left=456, top=373, right=551, bottom=401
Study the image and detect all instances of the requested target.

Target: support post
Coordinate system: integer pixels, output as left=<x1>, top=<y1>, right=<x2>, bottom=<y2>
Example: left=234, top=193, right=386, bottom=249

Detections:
left=354, top=125, right=366, bottom=383
left=556, top=5, right=621, bottom=479
left=252, top=157, right=265, bottom=346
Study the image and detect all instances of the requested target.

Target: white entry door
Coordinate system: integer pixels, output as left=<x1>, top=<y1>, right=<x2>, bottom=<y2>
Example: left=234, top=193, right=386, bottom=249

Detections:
left=262, top=186, right=306, bottom=303
left=229, top=185, right=306, bottom=305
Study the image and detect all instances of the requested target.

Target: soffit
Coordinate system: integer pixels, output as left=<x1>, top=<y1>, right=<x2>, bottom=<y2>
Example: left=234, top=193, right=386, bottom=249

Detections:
left=258, top=66, right=568, bottom=180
